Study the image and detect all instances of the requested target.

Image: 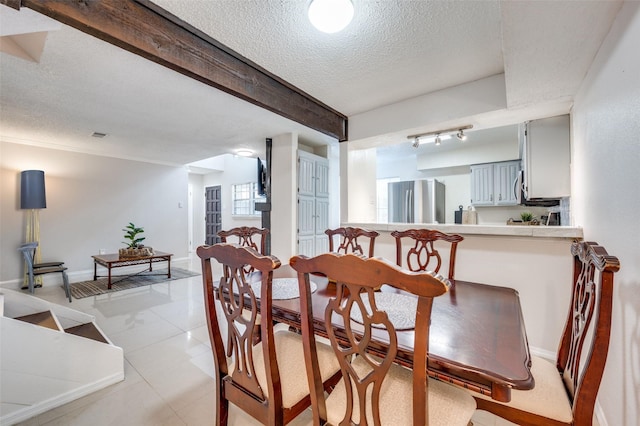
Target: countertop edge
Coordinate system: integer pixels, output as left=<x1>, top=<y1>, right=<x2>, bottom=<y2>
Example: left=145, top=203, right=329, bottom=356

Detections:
left=343, top=223, right=583, bottom=239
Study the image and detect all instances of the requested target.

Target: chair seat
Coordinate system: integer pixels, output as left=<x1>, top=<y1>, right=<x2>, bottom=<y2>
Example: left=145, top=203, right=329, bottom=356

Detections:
left=474, top=355, right=573, bottom=423
left=326, top=355, right=476, bottom=426
left=31, top=266, right=68, bottom=276
left=247, top=329, right=340, bottom=408
left=33, top=261, right=65, bottom=268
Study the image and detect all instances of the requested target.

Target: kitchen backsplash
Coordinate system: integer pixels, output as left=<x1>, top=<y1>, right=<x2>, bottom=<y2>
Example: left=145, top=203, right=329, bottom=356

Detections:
left=470, top=205, right=553, bottom=225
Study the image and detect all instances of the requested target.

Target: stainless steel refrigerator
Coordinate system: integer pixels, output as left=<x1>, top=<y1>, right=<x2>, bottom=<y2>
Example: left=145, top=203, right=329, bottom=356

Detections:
left=388, top=179, right=445, bottom=223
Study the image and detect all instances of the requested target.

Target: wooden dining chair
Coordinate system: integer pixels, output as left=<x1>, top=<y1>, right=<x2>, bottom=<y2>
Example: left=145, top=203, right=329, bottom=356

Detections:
left=197, top=243, right=341, bottom=426
left=473, top=240, right=620, bottom=425
left=218, top=226, right=270, bottom=343
left=218, top=226, right=269, bottom=344
left=325, top=226, right=379, bottom=258
left=218, top=226, right=269, bottom=257
left=391, top=228, right=464, bottom=279
left=290, top=252, right=476, bottom=425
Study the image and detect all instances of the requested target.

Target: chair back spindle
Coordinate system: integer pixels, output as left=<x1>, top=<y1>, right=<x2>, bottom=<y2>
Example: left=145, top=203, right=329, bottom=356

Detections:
left=218, top=226, right=269, bottom=253
left=391, top=229, right=463, bottom=279
left=560, top=241, right=619, bottom=420
left=198, top=243, right=341, bottom=426
left=218, top=227, right=269, bottom=272
left=198, top=243, right=280, bottom=424
left=291, top=252, right=476, bottom=425
left=325, top=227, right=379, bottom=258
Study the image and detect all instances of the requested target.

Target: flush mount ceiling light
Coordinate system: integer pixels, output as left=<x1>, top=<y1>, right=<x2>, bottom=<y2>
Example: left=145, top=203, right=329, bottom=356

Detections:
left=236, top=149, right=253, bottom=157
left=308, top=0, right=354, bottom=34
left=408, top=125, right=473, bottom=148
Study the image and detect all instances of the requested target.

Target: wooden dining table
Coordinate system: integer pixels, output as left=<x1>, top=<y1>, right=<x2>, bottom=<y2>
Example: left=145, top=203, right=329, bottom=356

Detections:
left=242, top=265, right=534, bottom=403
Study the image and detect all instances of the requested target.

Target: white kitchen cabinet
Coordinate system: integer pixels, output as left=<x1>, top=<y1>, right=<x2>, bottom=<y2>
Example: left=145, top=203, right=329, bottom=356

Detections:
left=470, top=163, right=494, bottom=206
left=470, top=160, right=520, bottom=206
left=297, top=235, right=315, bottom=258
left=495, top=161, right=520, bottom=205
left=297, top=151, right=329, bottom=257
left=298, top=155, right=315, bottom=197
left=298, top=196, right=316, bottom=237
left=521, top=115, right=570, bottom=199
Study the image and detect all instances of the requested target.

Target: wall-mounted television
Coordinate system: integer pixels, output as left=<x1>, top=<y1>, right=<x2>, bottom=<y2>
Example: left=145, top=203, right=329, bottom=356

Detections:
left=257, top=157, right=267, bottom=196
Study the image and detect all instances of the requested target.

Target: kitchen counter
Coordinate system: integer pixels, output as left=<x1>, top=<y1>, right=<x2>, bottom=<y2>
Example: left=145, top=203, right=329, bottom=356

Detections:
left=343, top=222, right=583, bottom=239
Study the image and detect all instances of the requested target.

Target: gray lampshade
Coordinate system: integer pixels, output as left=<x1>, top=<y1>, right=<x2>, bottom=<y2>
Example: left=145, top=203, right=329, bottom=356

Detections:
left=20, top=170, right=47, bottom=209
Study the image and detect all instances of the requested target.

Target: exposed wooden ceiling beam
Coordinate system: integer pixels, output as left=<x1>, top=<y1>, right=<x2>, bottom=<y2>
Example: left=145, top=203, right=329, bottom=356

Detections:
left=5, top=0, right=348, bottom=141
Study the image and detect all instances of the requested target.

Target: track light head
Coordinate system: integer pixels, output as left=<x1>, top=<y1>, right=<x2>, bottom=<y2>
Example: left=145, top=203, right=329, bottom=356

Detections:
left=407, top=124, right=473, bottom=148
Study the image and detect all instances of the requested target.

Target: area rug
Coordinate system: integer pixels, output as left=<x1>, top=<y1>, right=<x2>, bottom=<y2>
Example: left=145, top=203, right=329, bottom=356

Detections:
left=70, top=268, right=200, bottom=299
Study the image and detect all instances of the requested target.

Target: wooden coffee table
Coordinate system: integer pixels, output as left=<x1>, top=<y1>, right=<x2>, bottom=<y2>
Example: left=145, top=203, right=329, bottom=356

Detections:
left=92, top=251, right=173, bottom=289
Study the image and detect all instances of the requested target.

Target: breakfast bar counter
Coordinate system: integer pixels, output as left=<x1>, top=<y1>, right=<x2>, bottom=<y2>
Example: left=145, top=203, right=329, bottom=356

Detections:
left=344, top=222, right=583, bottom=239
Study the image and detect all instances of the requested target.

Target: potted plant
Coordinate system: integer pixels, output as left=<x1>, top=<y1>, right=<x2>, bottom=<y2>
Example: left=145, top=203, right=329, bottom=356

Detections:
left=520, top=212, right=533, bottom=225
left=119, top=222, right=151, bottom=257
left=123, top=222, right=145, bottom=248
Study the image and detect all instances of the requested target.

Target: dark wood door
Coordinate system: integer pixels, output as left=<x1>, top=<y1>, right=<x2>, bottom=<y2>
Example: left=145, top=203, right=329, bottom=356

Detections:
left=205, top=185, right=222, bottom=245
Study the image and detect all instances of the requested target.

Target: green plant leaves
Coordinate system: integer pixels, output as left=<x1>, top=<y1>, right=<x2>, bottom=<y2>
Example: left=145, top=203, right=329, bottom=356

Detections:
left=122, top=222, right=145, bottom=248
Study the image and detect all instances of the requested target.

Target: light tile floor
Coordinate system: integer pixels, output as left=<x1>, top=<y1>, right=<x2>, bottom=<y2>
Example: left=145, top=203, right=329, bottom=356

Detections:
left=15, top=255, right=518, bottom=426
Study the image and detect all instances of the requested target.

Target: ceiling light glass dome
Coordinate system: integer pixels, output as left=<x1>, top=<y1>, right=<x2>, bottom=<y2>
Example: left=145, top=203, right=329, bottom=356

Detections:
left=308, top=0, right=354, bottom=34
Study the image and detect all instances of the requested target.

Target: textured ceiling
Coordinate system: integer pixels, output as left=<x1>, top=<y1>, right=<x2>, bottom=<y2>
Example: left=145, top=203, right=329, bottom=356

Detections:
left=0, top=1, right=623, bottom=167
left=152, top=0, right=505, bottom=116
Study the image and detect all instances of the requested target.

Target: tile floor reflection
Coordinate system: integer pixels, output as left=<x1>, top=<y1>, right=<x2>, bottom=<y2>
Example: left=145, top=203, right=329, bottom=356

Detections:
left=14, top=255, right=518, bottom=426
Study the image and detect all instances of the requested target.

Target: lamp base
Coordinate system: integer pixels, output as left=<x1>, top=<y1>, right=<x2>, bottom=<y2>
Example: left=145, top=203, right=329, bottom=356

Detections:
left=24, top=209, right=43, bottom=288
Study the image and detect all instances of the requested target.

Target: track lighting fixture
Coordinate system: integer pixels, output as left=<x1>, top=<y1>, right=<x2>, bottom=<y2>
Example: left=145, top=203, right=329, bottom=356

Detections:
left=408, top=124, right=473, bottom=148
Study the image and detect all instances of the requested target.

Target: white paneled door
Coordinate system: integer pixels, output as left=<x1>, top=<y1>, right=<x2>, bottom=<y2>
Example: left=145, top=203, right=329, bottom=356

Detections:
left=297, top=151, right=329, bottom=257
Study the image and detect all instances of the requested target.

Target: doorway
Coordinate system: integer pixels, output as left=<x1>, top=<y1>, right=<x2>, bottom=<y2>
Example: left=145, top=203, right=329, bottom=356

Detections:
left=205, top=185, right=222, bottom=245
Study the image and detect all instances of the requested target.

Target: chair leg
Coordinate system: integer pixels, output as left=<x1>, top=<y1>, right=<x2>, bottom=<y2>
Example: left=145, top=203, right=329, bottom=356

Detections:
left=62, top=270, right=71, bottom=302
left=216, top=390, right=229, bottom=426
left=27, top=272, right=35, bottom=294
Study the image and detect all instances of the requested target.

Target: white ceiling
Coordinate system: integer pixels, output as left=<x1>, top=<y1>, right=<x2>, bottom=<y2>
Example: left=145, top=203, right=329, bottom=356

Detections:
left=0, top=1, right=623, bottom=168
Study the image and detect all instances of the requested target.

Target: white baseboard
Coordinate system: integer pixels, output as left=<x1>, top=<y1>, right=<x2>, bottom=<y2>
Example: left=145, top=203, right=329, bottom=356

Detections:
left=529, top=345, right=555, bottom=361
left=0, top=372, right=124, bottom=426
left=594, top=402, right=608, bottom=426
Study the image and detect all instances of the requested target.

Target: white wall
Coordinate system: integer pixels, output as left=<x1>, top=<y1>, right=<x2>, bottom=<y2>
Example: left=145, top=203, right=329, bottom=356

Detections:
left=1, top=141, right=189, bottom=285
left=346, top=147, right=378, bottom=223
left=188, top=173, right=205, bottom=249
left=210, top=155, right=263, bottom=230
left=416, top=138, right=519, bottom=170
left=271, top=133, right=298, bottom=262
left=349, top=74, right=507, bottom=141
left=195, top=156, right=266, bottom=248
left=572, top=3, right=640, bottom=425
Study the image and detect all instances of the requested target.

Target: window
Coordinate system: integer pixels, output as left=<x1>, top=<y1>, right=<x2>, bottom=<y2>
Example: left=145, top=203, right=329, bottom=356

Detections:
left=232, top=182, right=265, bottom=216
